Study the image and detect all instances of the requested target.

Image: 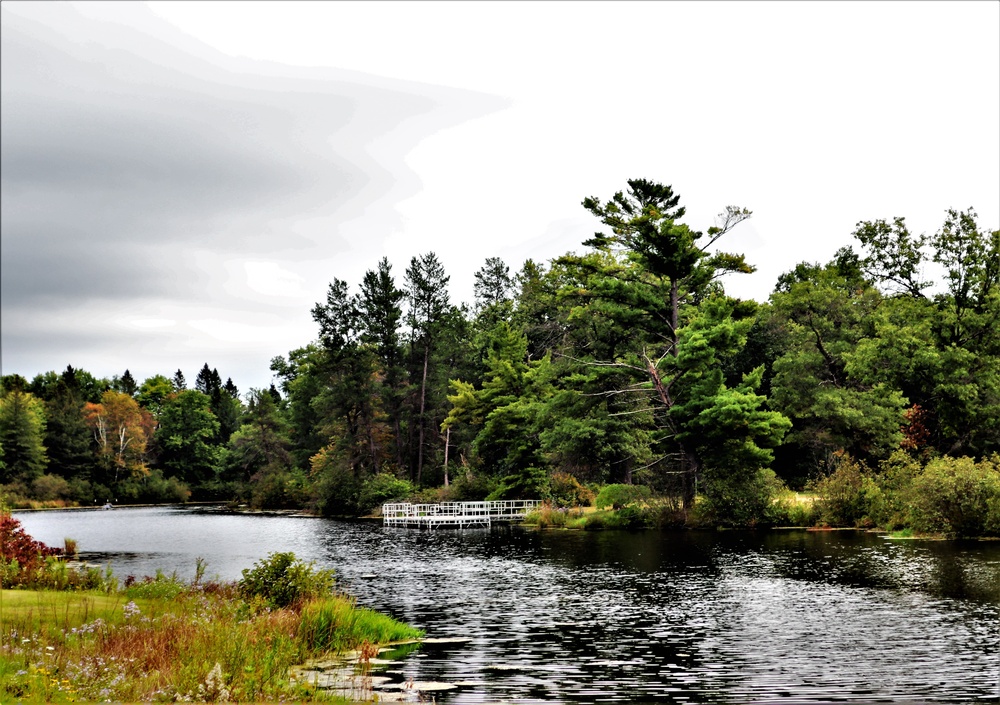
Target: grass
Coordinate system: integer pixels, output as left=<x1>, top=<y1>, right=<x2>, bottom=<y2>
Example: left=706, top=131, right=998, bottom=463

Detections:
left=1, top=584, right=422, bottom=702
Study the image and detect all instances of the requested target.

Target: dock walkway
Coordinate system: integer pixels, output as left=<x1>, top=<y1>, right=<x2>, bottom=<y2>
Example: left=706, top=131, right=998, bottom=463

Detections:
left=382, top=500, right=541, bottom=529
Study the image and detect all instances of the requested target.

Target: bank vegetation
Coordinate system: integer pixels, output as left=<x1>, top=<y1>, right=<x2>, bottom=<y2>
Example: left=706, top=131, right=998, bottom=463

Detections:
left=2, top=179, right=997, bottom=535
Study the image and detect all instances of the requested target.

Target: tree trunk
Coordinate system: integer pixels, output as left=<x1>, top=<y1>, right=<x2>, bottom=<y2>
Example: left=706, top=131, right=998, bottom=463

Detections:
left=416, top=341, right=430, bottom=486
left=443, top=427, right=450, bottom=488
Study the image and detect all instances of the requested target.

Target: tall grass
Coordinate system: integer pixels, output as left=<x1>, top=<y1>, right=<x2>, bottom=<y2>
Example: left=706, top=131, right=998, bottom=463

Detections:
left=2, top=586, right=421, bottom=702
left=298, top=595, right=422, bottom=652
left=2, top=559, right=422, bottom=704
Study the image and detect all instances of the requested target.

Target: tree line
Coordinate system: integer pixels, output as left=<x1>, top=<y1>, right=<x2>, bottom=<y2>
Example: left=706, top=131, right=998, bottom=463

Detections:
left=2, top=179, right=998, bottom=529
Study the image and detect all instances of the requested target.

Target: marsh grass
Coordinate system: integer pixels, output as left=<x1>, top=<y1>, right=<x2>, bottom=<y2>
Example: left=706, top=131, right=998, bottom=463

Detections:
left=2, top=584, right=421, bottom=702
left=523, top=504, right=588, bottom=529
left=298, top=595, right=422, bottom=653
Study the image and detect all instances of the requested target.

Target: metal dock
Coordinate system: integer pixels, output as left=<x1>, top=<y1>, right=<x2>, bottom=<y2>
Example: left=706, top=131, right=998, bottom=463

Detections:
left=382, top=500, right=541, bottom=529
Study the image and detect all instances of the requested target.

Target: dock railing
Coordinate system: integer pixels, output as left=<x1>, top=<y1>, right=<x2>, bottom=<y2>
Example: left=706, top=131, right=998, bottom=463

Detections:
left=382, top=500, right=542, bottom=528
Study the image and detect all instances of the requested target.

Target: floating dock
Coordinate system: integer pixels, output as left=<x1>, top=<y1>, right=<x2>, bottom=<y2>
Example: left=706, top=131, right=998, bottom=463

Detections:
left=382, top=500, right=541, bottom=529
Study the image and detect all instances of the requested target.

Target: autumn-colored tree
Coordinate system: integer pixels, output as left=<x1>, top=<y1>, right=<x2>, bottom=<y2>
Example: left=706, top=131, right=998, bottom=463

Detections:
left=83, top=390, right=153, bottom=486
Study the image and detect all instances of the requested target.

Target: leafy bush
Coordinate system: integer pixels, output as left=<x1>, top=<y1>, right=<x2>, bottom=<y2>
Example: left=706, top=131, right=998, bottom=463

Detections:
left=904, top=455, right=1000, bottom=537
left=237, top=552, right=335, bottom=609
left=448, top=470, right=497, bottom=501
left=547, top=471, right=595, bottom=508
left=695, top=468, right=786, bottom=528
left=869, top=451, right=922, bottom=530
left=358, top=473, right=413, bottom=514
left=116, top=469, right=191, bottom=505
left=1, top=512, right=60, bottom=584
left=30, top=474, right=73, bottom=502
left=811, top=452, right=879, bottom=527
left=594, top=484, right=651, bottom=510
left=770, top=492, right=819, bottom=526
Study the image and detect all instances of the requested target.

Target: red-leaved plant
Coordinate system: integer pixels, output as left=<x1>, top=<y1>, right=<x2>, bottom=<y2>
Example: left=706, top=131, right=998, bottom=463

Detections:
left=1, top=512, right=60, bottom=575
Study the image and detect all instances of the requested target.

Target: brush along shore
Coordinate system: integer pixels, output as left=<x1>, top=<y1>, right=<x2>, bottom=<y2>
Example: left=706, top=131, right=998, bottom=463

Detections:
left=1, top=549, right=422, bottom=702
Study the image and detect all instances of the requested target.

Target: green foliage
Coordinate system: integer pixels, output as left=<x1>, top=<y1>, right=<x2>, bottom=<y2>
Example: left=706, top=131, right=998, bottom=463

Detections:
left=770, top=258, right=907, bottom=471
left=868, top=451, right=922, bottom=530
left=547, top=471, right=595, bottom=507
left=486, top=465, right=549, bottom=501
left=447, top=469, right=498, bottom=501
left=237, top=552, right=336, bottom=609
left=156, top=389, right=221, bottom=490
left=903, top=455, right=1000, bottom=537
left=595, top=483, right=651, bottom=510
left=358, top=473, right=413, bottom=514
left=0, top=389, right=49, bottom=484
left=810, top=452, right=880, bottom=527
left=769, top=493, right=819, bottom=527
left=115, top=468, right=191, bottom=505
left=694, top=468, right=787, bottom=528
left=123, top=570, right=187, bottom=600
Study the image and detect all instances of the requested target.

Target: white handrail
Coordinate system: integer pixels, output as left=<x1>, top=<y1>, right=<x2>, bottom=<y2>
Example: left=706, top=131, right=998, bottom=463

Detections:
left=382, top=500, right=542, bottom=528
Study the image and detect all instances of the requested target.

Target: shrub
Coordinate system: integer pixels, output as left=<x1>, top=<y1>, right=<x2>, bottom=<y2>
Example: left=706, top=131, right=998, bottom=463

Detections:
left=1, top=512, right=60, bottom=584
left=547, top=472, right=595, bottom=508
left=594, top=484, right=651, bottom=510
left=904, top=455, right=1000, bottom=537
left=238, top=552, right=335, bottom=609
left=116, top=469, right=191, bottom=505
left=770, top=493, right=819, bottom=526
left=696, top=468, right=786, bottom=528
left=358, top=473, right=413, bottom=515
left=811, top=452, right=879, bottom=527
left=869, top=451, right=923, bottom=529
left=448, top=470, right=498, bottom=501
left=607, top=504, right=649, bottom=529
left=30, top=474, right=73, bottom=502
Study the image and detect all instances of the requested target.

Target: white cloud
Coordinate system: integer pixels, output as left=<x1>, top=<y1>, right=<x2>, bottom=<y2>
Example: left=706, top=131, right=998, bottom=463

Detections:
left=2, top=1, right=997, bottom=392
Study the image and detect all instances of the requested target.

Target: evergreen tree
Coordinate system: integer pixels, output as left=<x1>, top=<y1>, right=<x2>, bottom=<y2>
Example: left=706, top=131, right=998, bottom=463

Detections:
left=113, top=369, right=138, bottom=397
left=405, top=252, right=451, bottom=485
left=0, top=389, right=49, bottom=484
left=358, top=258, right=407, bottom=467
left=156, top=390, right=221, bottom=490
left=560, top=179, right=771, bottom=507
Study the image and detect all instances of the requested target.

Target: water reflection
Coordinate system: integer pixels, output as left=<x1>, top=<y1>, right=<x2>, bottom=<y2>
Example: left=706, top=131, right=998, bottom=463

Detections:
left=14, top=507, right=1000, bottom=703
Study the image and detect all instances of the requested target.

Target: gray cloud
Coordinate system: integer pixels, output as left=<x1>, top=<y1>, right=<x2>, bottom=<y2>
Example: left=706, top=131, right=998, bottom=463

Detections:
left=1, top=2, right=505, bottom=386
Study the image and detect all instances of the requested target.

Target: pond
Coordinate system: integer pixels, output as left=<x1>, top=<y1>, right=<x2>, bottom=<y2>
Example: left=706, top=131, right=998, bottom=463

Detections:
left=14, top=506, right=1000, bottom=703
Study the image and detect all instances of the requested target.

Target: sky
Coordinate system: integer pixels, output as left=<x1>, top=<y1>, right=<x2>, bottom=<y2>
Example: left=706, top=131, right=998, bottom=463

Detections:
left=2, top=1, right=998, bottom=395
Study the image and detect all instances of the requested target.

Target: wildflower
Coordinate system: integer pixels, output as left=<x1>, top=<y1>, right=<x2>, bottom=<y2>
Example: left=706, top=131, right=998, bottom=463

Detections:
left=123, top=601, right=141, bottom=619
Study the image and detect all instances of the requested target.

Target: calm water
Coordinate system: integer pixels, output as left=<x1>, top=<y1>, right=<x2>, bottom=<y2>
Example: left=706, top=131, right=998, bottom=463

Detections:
left=13, top=506, right=1000, bottom=704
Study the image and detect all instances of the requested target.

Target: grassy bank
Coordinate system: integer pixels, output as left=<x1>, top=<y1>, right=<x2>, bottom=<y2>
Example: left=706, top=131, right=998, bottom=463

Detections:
left=1, top=554, right=422, bottom=702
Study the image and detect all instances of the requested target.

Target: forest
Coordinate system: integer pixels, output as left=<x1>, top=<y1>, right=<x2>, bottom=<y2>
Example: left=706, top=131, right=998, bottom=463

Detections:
left=2, top=180, right=999, bottom=535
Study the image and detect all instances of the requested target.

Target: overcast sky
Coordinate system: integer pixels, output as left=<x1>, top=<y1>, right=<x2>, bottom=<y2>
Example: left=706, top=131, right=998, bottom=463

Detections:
left=2, top=1, right=998, bottom=395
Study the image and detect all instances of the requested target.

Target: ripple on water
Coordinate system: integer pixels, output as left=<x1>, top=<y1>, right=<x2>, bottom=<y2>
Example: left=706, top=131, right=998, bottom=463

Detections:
left=14, top=509, right=1000, bottom=703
